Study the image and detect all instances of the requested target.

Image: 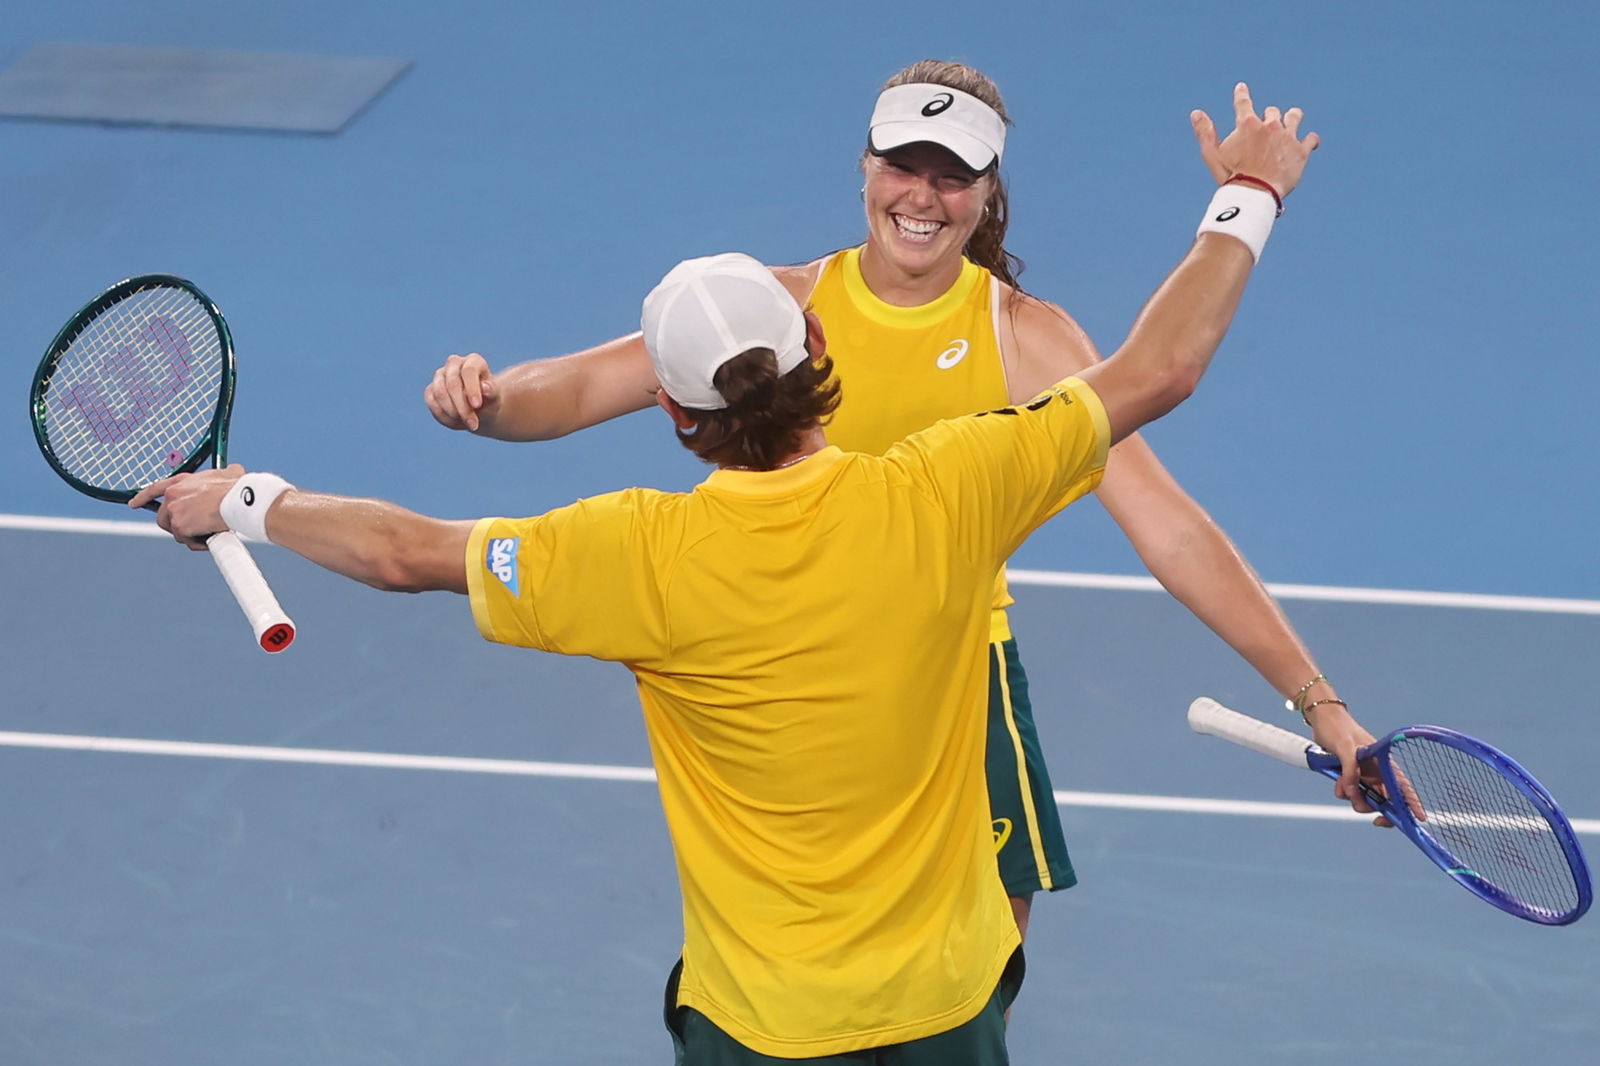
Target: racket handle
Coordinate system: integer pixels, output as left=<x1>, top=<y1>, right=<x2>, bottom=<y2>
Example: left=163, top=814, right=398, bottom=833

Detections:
left=206, top=530, right=296, bottom=653
left=1188, top=697, right=1314, bottom=769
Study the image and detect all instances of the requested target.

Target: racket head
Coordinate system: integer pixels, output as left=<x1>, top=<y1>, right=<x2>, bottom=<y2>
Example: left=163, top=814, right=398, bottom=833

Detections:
left=1338, top=727, right=1592, bottom=925
left=31, top=274, right=236, bottom=503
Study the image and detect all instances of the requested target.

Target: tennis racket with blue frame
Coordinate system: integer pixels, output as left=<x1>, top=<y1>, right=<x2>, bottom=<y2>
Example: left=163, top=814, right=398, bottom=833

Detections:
left=30, top=274, right=296, bottom=653
left=1188, top=697, right=1590, bottom=925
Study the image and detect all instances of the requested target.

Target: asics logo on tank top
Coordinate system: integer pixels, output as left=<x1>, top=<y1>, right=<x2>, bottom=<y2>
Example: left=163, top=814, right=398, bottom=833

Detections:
left=921, top=92, right=954, bottom=116
left=935, top=338, right=970, bottom=369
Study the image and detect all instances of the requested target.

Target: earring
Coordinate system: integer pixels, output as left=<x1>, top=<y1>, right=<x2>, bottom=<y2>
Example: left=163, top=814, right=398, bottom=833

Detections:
left=859, top=186, right=866, bottom=201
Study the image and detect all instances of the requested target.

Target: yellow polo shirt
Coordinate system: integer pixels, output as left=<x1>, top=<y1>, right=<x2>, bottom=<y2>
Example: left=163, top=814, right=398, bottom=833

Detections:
left=465, top=376, right=1109, bottom=1056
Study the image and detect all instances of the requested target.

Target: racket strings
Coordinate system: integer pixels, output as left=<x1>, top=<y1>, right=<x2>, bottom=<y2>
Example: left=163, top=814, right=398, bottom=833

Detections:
left=39, top=286, right=224, bottom=491
left=1390, top=738, right=1580, bottom=918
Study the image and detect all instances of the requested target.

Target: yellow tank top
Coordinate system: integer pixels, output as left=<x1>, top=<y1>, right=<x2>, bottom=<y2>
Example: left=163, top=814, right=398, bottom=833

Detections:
left=808, top=247, right=1017, bottom=638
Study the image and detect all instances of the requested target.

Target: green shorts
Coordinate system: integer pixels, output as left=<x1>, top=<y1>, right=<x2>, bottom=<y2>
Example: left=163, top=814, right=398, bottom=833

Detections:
left=663, top=951, right=1025, bottom=1064
left=986, top=638, right=1076, bottom=896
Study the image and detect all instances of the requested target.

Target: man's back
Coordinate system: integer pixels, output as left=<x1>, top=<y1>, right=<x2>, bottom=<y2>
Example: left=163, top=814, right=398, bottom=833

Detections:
left=464, top=377, right=1109, bottom=1055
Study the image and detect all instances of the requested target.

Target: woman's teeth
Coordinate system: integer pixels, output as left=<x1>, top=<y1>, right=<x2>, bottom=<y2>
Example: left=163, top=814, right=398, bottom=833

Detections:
left=893, top=214, right=942, bottom=242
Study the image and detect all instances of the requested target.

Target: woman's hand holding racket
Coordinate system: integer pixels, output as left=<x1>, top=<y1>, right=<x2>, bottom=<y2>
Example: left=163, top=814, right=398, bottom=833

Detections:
left=1190, top=697, right=1592, bottom=925
left=1299, top=701, right=1392, bottom=825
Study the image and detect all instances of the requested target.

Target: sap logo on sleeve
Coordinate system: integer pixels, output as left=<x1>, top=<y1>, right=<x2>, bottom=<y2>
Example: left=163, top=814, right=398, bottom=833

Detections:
left=486, top=537, right=520, bottom=596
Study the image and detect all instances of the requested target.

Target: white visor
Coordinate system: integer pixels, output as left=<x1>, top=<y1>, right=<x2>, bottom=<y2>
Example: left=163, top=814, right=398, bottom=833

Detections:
left=867, top=83, right=1006, bottom=172
left=641, top=253, right=809, bottom=411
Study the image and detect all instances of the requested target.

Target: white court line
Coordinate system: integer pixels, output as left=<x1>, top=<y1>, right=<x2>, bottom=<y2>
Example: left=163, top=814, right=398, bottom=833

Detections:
left=0, top=730, right=654, bottom=782
left=1, top=513, right=169, bottom=538
left=6, top=513, right=1599, bottom=615
left=3, top=729, right=1596, bottom=835
left=1007, top=569, right=1600, bottom=616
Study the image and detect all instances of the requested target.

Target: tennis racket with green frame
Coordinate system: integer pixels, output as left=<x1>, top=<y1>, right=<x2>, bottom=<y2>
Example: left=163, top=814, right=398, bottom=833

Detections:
left=30, top=274, right=296, bottom=652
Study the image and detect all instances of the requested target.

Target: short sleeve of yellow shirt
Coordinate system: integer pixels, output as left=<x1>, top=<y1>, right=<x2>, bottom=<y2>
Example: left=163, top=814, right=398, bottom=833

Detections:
left=883, top=375, right=1111, bottom=571
left=464, top=487, right=677, bottom=667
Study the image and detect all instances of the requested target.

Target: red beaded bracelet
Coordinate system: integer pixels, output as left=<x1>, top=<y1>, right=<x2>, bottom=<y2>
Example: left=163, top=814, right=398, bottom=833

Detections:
left=1226, top=173, right=1284, bottom=217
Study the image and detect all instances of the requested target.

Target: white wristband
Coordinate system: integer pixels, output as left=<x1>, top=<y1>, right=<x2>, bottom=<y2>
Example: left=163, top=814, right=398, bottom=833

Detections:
left=1195, top=184, right=1277, bottom=263
left=219, top=473, right=295, bottom=544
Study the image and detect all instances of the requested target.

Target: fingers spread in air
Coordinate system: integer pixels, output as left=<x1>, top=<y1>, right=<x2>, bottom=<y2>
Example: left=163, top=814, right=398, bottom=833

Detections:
left=1233, top=81, right=1256, bottom=125
left=1190, top=110, right=1229, bottom=184
left=1206, top=82, right=1321, bottom=198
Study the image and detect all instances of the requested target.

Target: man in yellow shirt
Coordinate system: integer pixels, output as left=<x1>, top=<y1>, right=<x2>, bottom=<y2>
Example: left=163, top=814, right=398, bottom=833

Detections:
left=134, top=105, right=1373, bottom=1062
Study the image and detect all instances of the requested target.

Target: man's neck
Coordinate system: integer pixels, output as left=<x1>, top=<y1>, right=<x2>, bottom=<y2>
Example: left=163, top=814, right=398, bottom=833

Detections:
left=720, top=426, right=829, bottom=472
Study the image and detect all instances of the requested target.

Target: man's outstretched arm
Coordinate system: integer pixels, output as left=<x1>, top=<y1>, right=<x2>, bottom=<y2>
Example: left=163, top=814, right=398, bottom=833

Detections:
left=129, top=467, right=474, bottom=594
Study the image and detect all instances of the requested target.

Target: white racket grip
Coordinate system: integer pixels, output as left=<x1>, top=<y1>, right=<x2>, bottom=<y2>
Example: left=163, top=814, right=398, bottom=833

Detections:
left=206, top=530, right=297, bottom=653
left=1188, top=697, right=1312, bottom=769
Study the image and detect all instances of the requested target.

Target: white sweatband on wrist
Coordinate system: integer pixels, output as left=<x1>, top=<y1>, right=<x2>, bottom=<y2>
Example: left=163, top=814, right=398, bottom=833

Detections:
left=219, top=473, right=296, bottom=544
left=1196, top=184, right=1277, bottom=263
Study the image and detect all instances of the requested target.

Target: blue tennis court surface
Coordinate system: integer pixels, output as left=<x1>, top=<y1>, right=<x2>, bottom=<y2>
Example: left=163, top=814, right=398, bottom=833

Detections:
left=3, top=1, right=1597, bottom=1063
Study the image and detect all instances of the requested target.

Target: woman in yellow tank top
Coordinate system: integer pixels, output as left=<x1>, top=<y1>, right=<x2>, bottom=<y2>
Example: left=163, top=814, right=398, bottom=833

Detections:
left=422, top=58, right=1373, bottom=1020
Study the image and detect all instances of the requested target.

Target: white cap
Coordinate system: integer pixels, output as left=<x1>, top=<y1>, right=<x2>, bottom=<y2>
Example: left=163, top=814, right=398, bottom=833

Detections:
left=867, top=83, right=1007, bottom=172
left=641, top=253, right=809, bottom=411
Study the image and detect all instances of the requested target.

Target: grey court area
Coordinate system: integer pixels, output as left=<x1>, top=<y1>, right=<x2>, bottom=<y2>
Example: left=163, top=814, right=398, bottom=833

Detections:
left=2, top=528, right=1596, bottom=1066
left=0, top=44, right=408, bottom=133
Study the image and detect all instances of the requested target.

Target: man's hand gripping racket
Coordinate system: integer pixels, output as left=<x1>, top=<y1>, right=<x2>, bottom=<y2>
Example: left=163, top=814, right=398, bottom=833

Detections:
left=1190, top=697, right=1592, bottom=925
left=30, top=275, right=296, bottom=653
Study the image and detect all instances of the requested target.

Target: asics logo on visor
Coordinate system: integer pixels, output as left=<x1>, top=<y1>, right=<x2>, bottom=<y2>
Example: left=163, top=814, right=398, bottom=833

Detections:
left=920, top=92, right=954, bottom=116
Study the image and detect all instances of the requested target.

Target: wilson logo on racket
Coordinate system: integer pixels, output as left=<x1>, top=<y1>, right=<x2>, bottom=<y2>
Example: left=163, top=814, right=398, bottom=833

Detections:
left=487, top=537, right=520, bottom=596
left=65, top=316, right=193, bottom=445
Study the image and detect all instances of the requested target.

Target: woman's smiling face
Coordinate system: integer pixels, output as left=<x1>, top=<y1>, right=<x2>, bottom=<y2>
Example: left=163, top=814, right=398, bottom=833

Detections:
left=861, top=142, right=992, bottom=281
